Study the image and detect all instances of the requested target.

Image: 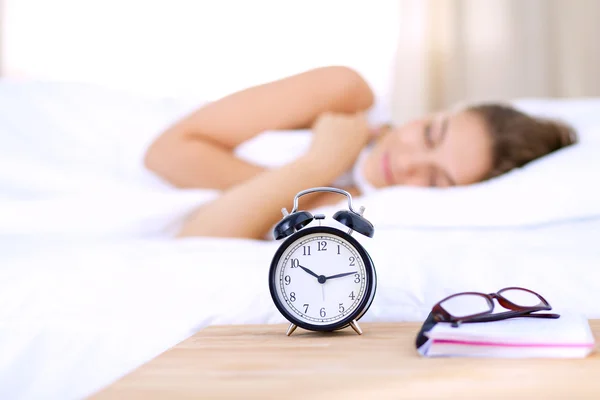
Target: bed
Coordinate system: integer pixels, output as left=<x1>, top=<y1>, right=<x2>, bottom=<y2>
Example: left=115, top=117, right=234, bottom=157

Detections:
left=1, top=81, right=600, bottom=399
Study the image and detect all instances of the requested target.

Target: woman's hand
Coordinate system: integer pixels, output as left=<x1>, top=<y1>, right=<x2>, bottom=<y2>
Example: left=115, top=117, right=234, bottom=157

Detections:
left=307, top=112, right=372, bottom=177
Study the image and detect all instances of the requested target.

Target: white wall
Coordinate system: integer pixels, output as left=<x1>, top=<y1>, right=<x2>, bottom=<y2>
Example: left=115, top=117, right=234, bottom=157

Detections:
left=3, top=0, right=400, bottom=103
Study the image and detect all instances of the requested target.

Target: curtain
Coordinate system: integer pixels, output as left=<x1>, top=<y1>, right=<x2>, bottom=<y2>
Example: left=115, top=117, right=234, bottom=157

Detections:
left=391, top=0, right=600, bottom=123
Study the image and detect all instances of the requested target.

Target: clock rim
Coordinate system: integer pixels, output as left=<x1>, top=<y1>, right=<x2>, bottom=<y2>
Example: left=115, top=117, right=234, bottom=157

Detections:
left=268, top=226, right=377, bottom=332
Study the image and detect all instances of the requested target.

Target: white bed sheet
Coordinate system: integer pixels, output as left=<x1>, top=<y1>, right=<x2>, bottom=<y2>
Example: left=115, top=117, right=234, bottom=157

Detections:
left=2, top=217, right=600, bottom=399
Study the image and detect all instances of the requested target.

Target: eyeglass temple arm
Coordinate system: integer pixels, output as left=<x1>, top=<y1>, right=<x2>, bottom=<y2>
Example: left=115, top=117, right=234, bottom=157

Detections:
left=462, top=310, right=560, bottom=324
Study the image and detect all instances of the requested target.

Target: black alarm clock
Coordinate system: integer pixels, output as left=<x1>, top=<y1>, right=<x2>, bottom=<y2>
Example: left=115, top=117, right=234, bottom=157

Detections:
left=268, top=187, right=377, bottom=336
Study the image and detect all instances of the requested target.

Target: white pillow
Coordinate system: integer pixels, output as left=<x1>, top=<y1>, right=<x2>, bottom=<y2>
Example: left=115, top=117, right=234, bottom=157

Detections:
left=311, top=137, right=600, bottom=230
left=308, top=98, right=600, bottom=229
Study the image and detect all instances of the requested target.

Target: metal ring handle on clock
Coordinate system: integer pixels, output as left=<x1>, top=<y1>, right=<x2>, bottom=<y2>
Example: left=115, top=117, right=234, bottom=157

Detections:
left=290, top=187, right=359, bottom=214
left=273, top=186, right=375, bottom=240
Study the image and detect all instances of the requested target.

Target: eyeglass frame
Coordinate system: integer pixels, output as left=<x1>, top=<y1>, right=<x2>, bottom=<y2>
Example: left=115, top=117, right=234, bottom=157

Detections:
left=432, top=286, right=559, bottom=327
left=415, top=287, right=560, bottom=350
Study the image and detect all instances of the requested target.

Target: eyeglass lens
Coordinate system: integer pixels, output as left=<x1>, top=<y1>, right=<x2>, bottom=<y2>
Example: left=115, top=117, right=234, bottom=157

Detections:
left=498, top=288, right=543, bottom=307
left=440, top=294, right=491, bottom=318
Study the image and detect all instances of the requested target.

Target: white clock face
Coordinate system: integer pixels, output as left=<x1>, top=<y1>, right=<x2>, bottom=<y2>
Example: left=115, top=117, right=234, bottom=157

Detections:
left=273, top=232, right=368, bottom=326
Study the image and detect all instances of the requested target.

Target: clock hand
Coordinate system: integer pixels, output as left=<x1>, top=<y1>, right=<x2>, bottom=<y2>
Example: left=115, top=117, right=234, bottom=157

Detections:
left=300, top=265, right=328, bottom=284
left=325, top=271, right=358, bottom=280
left=299, top=265, right=320, bottom=279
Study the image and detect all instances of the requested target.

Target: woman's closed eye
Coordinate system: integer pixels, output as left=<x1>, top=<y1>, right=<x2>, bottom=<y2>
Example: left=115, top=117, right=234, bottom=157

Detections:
left=423, top=117, right=448, bottom=149
left=423, top=121, right=434, bottom=148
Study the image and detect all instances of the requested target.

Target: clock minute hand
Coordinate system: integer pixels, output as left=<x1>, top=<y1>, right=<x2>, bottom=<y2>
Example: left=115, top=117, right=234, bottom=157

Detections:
left=299, top=265, right=320, bottom=279
left=325, top=271, right=358, bottom=280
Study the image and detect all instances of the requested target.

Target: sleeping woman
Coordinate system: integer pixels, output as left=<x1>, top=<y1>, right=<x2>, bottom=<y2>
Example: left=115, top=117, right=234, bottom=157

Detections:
left=144, top=66, right=577, bottom=240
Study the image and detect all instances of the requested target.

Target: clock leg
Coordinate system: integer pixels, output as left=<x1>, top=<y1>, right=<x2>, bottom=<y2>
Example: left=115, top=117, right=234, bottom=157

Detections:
left=286, top=323, right=298, bottom=336
left=349, top=320, right=363, bottom=335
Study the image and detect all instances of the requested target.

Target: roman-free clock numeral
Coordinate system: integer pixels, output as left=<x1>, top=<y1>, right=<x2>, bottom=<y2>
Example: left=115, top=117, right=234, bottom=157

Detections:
left=318, top=241, right=327, bottom=251
left=303, top=304, right=309, bottom=313
left=291, top=258, right=299, bottom=268
left=303, top=246, right=311, bottom=256
left=349, top=291, right=355, bottom=300
left=339, top=303, right=345, bottom=313
left=284, top=275, right=291, bottom=285
left=290, top=292, right=296, bottom=302
left=349, top=256, right=356, bottom=266
left=354, top=273, right=360, bottom=283
left=320, top=307, right=326, bottom=317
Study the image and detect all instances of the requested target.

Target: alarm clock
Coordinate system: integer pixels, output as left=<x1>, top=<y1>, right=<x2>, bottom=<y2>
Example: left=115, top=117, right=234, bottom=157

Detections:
left=268, top=187, right=377, bottom=336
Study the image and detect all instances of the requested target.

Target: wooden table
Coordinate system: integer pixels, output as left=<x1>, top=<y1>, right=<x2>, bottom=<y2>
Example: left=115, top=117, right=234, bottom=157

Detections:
left=92, top=321, right=600, bottom=399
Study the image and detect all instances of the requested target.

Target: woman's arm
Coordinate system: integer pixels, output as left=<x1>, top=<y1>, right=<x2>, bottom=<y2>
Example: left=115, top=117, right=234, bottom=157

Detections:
left=177, top=112, right=372, bottom=240
left=144, top=66, right=374, bottom=190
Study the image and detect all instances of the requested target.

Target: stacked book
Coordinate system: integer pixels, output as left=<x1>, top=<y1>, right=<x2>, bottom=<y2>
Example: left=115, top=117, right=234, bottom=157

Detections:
left=418, top=313, right=595, bottom=358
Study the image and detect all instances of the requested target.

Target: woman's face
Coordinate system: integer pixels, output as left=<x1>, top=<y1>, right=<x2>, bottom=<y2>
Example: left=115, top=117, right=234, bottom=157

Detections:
left=362, top=110, right=493, bottom=188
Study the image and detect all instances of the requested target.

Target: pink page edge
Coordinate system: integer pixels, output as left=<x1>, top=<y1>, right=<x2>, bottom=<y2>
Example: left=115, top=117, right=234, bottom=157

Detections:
left=432, top=339, right=595, bottom=348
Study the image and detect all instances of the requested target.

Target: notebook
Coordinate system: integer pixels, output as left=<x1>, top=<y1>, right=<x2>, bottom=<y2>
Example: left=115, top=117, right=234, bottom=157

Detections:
left=418, top=313, right=596, bottom=358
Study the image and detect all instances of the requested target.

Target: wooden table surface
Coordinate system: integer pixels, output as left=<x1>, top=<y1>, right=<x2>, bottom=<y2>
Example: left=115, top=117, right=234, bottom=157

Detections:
left=92, top=320, right=600, bottom=400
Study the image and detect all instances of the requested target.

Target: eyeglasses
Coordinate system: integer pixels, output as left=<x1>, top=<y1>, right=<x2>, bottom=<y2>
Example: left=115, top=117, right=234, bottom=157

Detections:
left=432, top=287, right=560, bottom=327
left=415, top=287, right=560, bottom=349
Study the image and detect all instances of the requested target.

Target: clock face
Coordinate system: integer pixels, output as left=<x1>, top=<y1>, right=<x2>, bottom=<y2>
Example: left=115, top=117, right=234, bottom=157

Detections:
left=269, top=227, right=375, bottom=330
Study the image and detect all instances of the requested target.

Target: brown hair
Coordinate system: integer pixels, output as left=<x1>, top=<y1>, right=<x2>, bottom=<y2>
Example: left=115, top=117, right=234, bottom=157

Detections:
left=467, top=104, right=578, bottom=180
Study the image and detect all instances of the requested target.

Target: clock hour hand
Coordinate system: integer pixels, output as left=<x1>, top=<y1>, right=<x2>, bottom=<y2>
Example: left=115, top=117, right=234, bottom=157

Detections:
left=325, top=271, right=358, bottom=280
left=299, top=265, right=320, bottom=279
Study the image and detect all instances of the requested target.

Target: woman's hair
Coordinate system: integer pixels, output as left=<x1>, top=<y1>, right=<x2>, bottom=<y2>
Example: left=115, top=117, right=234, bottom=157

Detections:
left=466, top=103, right=578, bottom=180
